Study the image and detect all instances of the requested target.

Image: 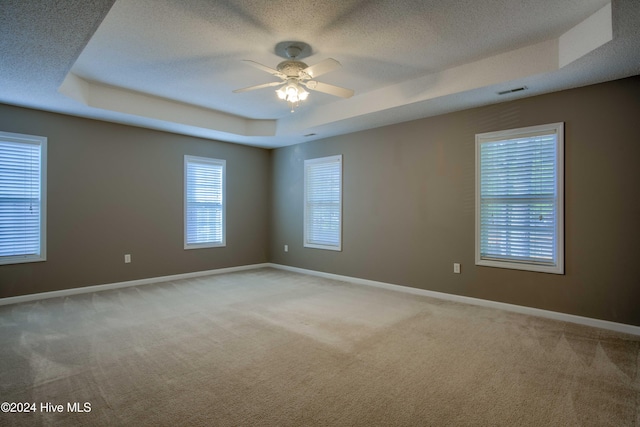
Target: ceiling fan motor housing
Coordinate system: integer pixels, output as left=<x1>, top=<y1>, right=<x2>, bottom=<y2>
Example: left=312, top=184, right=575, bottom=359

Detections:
left=277, top=60, right=309, bottom=78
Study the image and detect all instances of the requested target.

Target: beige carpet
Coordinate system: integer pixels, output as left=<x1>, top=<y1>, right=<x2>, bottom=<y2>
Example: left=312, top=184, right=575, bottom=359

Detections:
left=0, top=268, right=638, bottom=426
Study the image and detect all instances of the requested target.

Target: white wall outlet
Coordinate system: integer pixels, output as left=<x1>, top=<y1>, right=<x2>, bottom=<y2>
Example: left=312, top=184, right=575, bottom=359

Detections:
left=284, top=244, right=288, bottom=252
left=453, top=263, right=461, bottom=274
left=124, top=254, right=131, bottom=263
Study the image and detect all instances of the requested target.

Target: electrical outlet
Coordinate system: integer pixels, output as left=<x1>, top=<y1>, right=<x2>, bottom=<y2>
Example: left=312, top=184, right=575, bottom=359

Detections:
left=124, top=254, right=131, bottom=263
left=284, top=245, right=288, bottom=252
left=453, top=263, right=461, bottom=274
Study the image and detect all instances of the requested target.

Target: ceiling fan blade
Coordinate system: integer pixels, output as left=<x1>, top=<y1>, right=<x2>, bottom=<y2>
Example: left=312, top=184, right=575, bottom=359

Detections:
left=304, top=80, right=354, bottom=98
left=233, top=81, right=283, bottom=93
left=242, top=60, right=286, bottom=79
left=302, top=58, right=341, bottom=79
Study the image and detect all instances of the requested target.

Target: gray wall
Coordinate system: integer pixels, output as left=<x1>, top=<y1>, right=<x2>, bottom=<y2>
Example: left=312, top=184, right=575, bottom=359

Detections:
left=0, top=105, right=270, bottom=298
left=2, top=76, right=639, bottom=326
left=270, top=76, right=640, bottom=326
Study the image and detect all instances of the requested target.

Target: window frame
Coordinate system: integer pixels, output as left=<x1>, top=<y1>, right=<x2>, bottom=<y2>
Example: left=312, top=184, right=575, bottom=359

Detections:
left=0, top=131, right=47, bottom=265
left=184, top=155, right=226, bottom=250
left=304, top=154, right=343, bottom=251
left=475, top=122, right=564, bottom=274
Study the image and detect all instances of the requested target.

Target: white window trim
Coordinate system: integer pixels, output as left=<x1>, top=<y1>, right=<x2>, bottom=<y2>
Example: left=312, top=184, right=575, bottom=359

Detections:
left=184, top=155, right=226, bottom=250
left=475, top=122, right=564, bottom=274
left=304, top=155, right=343, bottom=251
left=0, top=131, right=47, bottom=265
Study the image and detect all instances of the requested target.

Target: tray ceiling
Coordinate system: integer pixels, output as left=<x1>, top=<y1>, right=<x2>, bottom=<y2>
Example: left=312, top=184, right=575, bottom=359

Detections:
left=1, top=0, right=639, bottom=148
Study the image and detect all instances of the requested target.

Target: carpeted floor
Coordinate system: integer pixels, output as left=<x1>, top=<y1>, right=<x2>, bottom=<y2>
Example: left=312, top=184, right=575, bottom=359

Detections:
left=0, top=268, right=638, bottom=426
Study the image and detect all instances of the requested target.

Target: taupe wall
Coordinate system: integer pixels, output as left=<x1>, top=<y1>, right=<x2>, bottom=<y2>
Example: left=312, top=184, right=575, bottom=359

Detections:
left=0, top=105, right=270, bottom=298
left=270, top=76, right=640, bottom=326
left=2, top=76, right=639, bottom=326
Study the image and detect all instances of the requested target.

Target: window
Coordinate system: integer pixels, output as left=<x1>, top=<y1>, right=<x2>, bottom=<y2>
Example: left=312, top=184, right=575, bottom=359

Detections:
left=184, top=155, right=225, bottom=249
left=304, top=155, right=342, bottom=251
left=475, top=123, right=564, bottom=274
left=0, top=131, right=47, bottom=265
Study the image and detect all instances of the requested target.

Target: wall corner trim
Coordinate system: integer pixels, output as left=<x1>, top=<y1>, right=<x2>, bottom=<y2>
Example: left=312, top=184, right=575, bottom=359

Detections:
left=0, top=263, right=271, bottom=306
left=268, top=263, right=640, bottom=337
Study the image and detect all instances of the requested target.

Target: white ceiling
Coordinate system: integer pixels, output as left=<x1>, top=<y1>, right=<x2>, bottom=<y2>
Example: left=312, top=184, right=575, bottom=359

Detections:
left=1, top=0, right=639, bottom=148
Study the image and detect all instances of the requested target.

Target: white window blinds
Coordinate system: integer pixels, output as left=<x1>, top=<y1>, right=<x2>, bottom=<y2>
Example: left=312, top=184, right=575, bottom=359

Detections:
left=304, top=155, right=342, bottom=251
left=0, top=131, right=47, bottom=265
left=476, top=123, right=563, bottom=274
left=184, top=156, right=225, bottom=249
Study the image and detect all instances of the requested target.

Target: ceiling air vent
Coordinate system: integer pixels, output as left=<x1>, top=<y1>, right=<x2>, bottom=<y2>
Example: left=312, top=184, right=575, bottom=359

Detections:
left=497, top=86, right=528, bottom=95
left=304, top=133, right=317, bottom=137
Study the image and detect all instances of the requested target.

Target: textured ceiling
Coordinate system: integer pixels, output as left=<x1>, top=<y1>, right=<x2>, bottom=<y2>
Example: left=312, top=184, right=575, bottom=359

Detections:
left=1, top=0, right=639, bottom=148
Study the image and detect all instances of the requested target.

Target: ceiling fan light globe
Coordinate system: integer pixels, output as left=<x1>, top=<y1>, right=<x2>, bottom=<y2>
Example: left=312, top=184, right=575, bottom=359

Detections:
left=286, top=85, right=298, bottom=96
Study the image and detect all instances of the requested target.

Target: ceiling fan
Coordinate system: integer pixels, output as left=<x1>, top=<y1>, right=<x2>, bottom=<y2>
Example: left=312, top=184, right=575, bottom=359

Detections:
left=233, top=41, right=354, bottom=112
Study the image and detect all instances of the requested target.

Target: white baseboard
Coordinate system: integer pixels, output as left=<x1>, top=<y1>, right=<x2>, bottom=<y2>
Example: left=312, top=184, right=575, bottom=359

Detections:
left=4, top=262, right=638, bottom=336
left=268, top=263, right=640, bottom=337
left=0, top=263, right=271, bottom=307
